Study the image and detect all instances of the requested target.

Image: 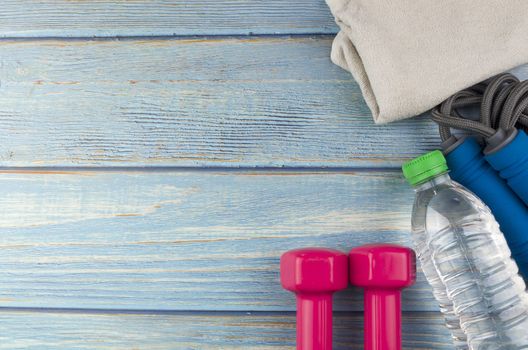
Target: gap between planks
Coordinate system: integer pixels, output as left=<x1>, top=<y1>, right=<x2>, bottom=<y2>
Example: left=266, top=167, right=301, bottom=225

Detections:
left=0, top=166, right=401, bottom=174
left=0, top=34, right=337, bottom=42
left=0, top=307, right=433, bottom=316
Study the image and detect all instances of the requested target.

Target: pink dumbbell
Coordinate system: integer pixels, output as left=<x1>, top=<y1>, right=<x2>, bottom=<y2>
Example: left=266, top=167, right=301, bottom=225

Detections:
left=280, top=248, right=348, bottom=350
left=349, top=244, right=416, bottom=350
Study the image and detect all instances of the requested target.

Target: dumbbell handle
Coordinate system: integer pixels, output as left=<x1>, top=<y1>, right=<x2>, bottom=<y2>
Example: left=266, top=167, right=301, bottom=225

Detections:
left=296, top=293, right=333, bottom=350
left=364, top=289, right=401, bottom=350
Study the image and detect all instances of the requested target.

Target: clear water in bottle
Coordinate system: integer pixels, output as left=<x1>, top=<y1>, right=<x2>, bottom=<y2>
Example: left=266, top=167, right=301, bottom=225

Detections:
left=403, top=151, right=528, bottom=350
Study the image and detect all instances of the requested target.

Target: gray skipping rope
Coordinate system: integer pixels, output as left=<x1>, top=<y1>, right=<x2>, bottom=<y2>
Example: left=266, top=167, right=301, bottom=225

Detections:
left=431, top=73, right=528, bottom=153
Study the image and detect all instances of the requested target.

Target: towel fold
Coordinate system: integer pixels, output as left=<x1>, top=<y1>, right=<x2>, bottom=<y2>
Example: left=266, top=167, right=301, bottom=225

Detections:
left=326, top=0, right=528, bottom=123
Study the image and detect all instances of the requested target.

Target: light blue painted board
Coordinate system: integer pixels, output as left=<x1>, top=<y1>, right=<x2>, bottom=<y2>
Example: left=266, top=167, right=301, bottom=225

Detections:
left=0, top=170, right=437, bottom=311
left=0, top=37, right=442, bottom=167
left=0, top=1, right=338, bottom=37
left=0, top=310, right=451, bottom=349
left=2, top=38, right=526, bottom=167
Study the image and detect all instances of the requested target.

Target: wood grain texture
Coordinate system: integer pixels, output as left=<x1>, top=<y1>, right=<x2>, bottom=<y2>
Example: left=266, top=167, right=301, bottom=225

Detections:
left=2, top=38, right=526, bottom=168
left=0, top=310, right=451, bottom=349
left=0, top=37, right=445, bottom=168
left=0, top=170, right=440, bottom=311
left=0, top=1, right=338, bottom=37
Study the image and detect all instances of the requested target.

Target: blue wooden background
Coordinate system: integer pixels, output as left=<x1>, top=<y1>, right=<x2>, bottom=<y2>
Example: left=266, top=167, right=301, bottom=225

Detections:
left=0, top=1, right=527, bottom=349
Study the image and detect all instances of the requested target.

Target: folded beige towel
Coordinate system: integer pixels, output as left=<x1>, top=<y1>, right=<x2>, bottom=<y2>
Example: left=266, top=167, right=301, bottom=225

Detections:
left=326, top=0, right=528, bottom=123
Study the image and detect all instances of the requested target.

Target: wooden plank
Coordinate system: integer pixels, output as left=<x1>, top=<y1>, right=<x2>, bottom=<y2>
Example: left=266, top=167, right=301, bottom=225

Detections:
left=0, top=170, right=439, bottom=311
left=0, top=1, right=338, bottom=37
left=0, top=310, right=451, bottom=349
left=0, top=37, right=444, bottom=168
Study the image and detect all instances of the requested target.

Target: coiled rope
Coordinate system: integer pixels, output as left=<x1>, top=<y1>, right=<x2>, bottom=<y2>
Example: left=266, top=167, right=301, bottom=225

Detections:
left=432, top=73, right=528, bottom=143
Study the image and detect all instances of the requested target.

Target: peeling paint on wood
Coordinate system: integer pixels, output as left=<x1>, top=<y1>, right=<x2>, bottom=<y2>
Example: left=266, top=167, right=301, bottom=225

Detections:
left=0, top=171, right=439, bottom=311
left=0, top=311, right=451, bottom=349
left=0, top=37, right=447, bottom=167
left=0, top=1, right=338, bottom=37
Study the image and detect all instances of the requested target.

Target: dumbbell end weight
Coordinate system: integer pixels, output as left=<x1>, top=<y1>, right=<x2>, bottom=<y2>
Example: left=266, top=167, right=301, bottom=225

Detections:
left=349, top=244, right=416, bottom=350
left=280, top=248, right=348, bottom=350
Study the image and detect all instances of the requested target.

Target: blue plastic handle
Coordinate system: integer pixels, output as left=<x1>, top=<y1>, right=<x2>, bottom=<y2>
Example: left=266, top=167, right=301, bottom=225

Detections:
left=446, top=137, right=528, bottom=279
left=485, top=130, right=528, bottom=207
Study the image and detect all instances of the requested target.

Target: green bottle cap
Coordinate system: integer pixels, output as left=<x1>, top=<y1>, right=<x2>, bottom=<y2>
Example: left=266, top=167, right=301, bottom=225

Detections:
left=402, top=150, right=448, bottom=186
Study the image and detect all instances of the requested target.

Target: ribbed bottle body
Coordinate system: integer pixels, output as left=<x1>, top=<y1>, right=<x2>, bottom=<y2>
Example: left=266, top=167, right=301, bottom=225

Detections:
left=412, top=174, right=528, bottom=349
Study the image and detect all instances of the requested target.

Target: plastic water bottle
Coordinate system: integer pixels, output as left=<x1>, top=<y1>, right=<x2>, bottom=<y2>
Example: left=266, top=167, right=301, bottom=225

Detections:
left=403, top=150, right=528, bottom=349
